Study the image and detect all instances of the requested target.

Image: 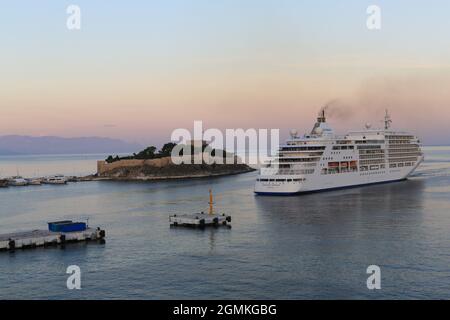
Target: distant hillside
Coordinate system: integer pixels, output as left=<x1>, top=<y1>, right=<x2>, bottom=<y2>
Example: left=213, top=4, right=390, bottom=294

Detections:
left=0, top=135, right=142, bottom=155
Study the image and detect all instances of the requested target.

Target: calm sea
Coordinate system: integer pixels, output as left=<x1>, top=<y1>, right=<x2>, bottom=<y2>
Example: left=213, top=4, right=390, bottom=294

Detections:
left=0, top=153, right=110, bottom=178
left=1, top=147, right=450, bottom=299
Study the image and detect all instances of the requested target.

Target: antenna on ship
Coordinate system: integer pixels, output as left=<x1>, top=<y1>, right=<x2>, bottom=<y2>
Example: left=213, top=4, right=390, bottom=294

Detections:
left=384, top=109, right=392, bottom=130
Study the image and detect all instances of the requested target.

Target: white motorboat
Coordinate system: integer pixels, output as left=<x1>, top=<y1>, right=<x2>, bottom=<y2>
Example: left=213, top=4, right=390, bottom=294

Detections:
left=43, top=175, right=68, bottom=185
left=8, top=176, right=28, bottom=186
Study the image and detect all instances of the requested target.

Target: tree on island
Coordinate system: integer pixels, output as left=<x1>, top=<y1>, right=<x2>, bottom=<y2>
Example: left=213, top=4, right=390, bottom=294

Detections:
left=135, top=146, right=157, bottom=159
left=105, top=141, right=232, bottom=163
left=105, top=143, right=178, bottom=162
left=158, top=142, right=177, bottom=157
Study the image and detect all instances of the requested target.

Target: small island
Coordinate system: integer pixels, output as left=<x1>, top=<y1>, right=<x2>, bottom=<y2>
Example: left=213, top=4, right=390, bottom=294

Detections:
left=97, top=141, right=255, bottom=181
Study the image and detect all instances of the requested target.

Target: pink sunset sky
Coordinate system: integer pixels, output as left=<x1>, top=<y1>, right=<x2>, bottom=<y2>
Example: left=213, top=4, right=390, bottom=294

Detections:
left=1, top=1, right=449, bottom=145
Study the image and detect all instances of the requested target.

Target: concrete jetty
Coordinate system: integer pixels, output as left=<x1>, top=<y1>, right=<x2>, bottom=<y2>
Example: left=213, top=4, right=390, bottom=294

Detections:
left=169, top=212, right=231, bottom=228
left=0, top=227, right=106, bottom=252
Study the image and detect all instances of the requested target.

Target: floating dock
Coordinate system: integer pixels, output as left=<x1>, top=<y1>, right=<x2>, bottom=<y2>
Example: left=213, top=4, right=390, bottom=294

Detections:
left=170, top=212, right=231, bottom=228
left=0, top=227, right=105, bottom=252
left=169, top=189, right=231, bottom=228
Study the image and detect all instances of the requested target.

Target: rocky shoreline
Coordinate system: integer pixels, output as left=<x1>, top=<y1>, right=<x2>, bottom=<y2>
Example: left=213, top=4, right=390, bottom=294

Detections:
left=92, top=164, right=255, bottom=181
left=90, top=163, right=255, bottom=182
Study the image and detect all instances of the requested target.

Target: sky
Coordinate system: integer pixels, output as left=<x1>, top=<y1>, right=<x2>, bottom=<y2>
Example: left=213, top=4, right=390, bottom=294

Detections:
left=1, top=0, right=450, bottom=145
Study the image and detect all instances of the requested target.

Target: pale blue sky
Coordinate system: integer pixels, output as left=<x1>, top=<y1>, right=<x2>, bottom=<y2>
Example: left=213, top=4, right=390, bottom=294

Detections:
left=1, top=1, right=449, bottom=144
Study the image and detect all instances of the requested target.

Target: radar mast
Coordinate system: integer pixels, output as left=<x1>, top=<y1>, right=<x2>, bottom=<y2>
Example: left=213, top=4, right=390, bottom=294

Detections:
left=384, top=109, right=392, bottom=130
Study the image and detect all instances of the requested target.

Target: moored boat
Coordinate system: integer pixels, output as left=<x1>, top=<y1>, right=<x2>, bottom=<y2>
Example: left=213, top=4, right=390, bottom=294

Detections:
left=8, top=176, right=28, bottom=186
left=43, top=175, right=68, bottom=185
left=27, top=178, right=42, bottom=185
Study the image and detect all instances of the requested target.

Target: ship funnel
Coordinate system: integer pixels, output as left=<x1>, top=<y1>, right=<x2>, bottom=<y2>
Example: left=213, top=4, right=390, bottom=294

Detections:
left=311, top=107, right=334, bottom=136
left=317, top=109, right=326, bottom=123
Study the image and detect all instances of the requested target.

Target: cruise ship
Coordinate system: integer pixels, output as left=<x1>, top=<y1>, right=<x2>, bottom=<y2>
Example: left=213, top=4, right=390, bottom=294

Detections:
left=254, top=110, right=424, bottom=195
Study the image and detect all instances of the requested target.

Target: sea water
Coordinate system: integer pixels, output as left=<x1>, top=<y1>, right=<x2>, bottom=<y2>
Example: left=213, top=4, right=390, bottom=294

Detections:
left=0, top=147, right=450, bottom=299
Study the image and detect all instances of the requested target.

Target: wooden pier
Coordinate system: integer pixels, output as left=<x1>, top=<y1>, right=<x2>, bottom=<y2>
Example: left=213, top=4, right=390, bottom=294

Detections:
left=0, top=227, right=106, bottom=252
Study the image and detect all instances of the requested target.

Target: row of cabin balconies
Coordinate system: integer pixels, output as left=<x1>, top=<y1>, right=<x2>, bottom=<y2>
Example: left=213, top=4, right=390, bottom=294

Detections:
left=387, top=149, right=421, bottom=154
left=388, top=157, right=418, bottom=163
left=388, top=152, right=421, bottom=158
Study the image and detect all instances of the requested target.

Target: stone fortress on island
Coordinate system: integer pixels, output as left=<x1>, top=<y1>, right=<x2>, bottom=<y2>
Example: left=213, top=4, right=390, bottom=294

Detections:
left=97, top=141, right=254, bottom=181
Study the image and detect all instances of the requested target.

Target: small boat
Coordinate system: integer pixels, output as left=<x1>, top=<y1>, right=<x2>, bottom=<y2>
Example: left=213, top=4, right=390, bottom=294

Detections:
left=43, top=175, right=67, bottom=185
left=8, top=176, right=28, bottom=186
left=27, top=178, right=42, bottom=185
left=0, top=179, right=9, bottom=188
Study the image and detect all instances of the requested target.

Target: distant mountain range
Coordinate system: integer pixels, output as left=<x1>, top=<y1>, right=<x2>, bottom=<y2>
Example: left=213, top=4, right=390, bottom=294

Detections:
left=0, top=135, right=142, bottom=155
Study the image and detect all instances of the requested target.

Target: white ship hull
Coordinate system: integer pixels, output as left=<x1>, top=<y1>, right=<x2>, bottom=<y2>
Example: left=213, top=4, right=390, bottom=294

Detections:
left=255, top=155, right=423, bottom=195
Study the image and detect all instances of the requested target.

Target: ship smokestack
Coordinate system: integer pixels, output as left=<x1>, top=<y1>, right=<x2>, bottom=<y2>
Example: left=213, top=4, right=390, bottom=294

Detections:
left=311, top=107, right=327, bottom=134
left=318, top=109, right=326, bottom=123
